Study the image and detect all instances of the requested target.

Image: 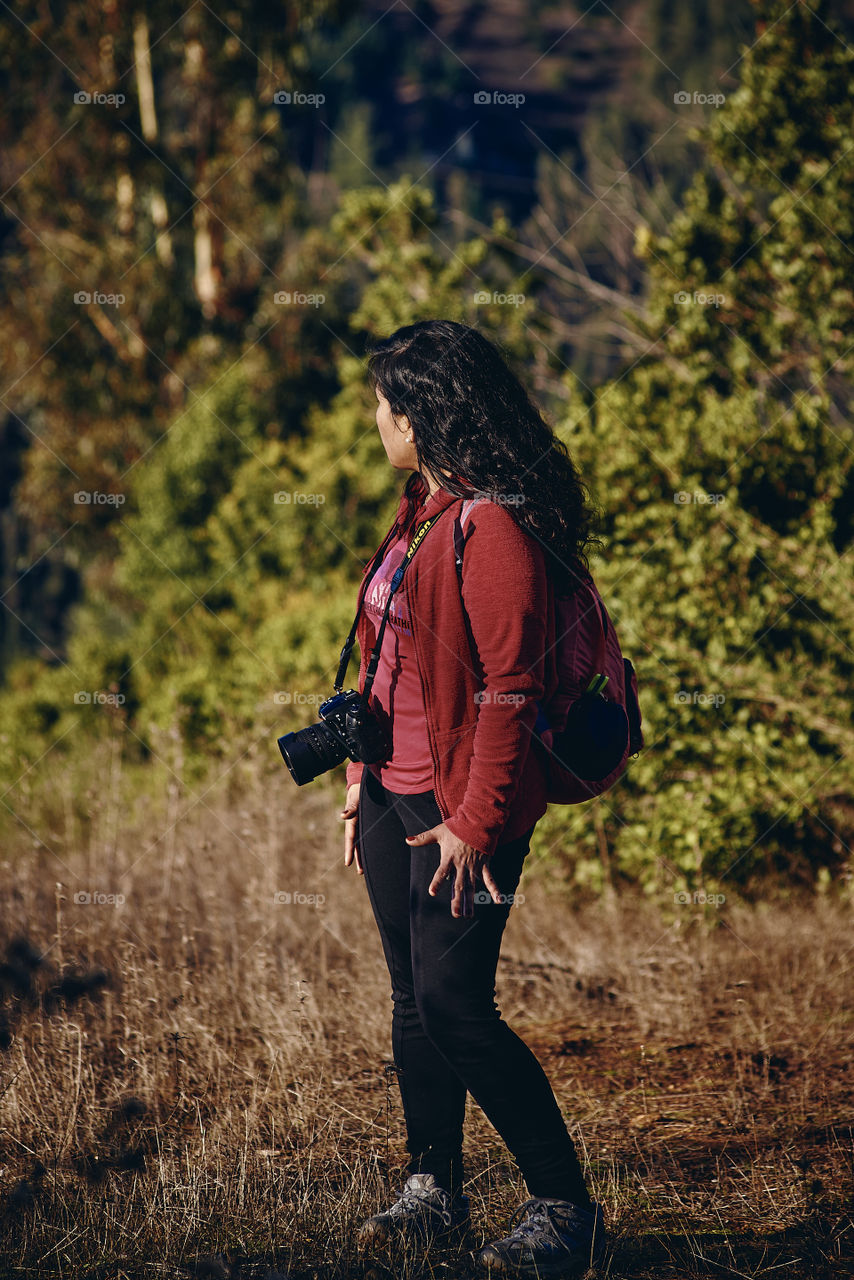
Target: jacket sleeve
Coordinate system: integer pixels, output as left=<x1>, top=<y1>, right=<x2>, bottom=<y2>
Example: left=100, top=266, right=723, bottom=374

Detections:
left=442, top=504, right=547, bottom=857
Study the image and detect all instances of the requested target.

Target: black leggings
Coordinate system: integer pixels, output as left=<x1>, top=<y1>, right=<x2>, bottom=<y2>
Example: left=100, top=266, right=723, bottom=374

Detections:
left=357, top=764, right=592, bottom=1207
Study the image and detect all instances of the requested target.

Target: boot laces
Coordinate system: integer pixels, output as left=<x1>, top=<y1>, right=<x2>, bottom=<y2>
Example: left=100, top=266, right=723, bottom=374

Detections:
left=505, top=1197, right=585, bottom=1248
left=388, top=1181, right=454, bottom=1229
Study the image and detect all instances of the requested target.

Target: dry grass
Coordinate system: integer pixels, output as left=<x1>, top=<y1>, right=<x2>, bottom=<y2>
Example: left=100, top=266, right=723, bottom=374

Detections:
left=0, top=739, right=852, bottom=1278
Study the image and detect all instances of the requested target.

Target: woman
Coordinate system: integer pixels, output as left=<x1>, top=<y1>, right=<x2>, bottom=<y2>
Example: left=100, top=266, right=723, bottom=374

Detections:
left=339, top=320, right=606, bottom=1277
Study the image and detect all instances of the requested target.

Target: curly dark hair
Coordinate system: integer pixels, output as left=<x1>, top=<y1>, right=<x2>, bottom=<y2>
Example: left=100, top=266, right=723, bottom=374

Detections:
left=366, top=319, right=602, bottom=596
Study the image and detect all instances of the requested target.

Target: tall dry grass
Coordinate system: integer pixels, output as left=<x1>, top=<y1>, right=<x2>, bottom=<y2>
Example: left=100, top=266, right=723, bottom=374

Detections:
left=0, top=737, right=851, bottom=1278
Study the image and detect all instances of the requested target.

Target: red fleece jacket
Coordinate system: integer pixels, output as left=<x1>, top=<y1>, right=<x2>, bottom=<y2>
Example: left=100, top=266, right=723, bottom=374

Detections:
left=345, top=482, right=560, bottom=857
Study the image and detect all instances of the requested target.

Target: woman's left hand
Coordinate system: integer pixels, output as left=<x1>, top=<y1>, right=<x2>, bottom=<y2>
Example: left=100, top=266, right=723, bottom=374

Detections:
left=405, top=823, right=502, bottom=918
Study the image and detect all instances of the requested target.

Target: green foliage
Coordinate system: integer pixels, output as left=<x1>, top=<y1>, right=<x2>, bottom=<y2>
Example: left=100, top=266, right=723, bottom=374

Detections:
left=0, top=178, right=533, bottom=804
left=536, top=0, right=854, bottom=895
left=0, top=0, right=355, bottom=671
left=2, top=1, right=851, bottom=898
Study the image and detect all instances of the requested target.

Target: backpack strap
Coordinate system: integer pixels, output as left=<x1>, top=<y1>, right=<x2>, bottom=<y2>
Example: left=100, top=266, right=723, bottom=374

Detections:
left=451, top=498, right=614, bottom=726
left=454, top=496, right=607, bottom=663
left=580, top=580, right=609, bottom=679
left=453, top=495, right=487, bottom=578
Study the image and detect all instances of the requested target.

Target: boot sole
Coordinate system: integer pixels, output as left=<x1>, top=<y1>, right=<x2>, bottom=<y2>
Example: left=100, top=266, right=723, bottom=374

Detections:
left=358, top=1218, right=473, bottom=1254
left=474, top=1246, right=603, bottom=1278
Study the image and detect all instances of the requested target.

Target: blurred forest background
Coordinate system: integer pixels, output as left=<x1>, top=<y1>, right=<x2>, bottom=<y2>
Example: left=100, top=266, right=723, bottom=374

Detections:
left=1, top=0, right=853, bottom=897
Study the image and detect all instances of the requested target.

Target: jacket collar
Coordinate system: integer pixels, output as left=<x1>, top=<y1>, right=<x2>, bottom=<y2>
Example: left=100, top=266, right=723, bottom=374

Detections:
left=414, top=482, right=466, bottom=521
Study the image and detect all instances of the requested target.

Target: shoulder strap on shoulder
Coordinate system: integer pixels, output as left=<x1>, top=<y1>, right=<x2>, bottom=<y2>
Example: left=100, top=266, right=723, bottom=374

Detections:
left=453, top=495, right=487, bottom=578
left=587, top=580, right=608, bottom=640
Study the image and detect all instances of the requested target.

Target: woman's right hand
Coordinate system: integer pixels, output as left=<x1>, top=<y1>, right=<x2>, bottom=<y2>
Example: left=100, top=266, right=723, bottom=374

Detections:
left=341, top=782, right=363, bottom=875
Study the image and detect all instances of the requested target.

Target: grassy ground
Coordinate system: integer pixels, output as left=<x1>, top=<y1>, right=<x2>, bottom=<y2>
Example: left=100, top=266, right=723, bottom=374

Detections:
left=0, top=743, right=851, bottom=1278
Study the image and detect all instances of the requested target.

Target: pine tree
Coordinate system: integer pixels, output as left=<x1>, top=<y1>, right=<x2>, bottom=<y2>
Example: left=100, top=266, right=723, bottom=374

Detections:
left=0, top=177, right=534, bottom=790
left=0, top=0, right=353, bottom=671
left=543, top=0, right=854, bottom=894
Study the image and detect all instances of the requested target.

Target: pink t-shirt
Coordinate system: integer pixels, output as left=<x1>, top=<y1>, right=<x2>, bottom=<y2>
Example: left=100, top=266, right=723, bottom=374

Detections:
left=362, top=533, right=434, bottom=793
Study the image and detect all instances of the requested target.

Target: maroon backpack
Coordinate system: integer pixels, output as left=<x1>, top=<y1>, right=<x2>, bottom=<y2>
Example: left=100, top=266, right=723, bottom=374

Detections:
left=453, top=497, right=643, bottom=804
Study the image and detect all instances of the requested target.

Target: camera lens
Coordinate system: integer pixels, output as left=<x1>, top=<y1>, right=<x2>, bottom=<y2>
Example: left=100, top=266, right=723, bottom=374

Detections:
left=278, top=721, right=348, bottom=785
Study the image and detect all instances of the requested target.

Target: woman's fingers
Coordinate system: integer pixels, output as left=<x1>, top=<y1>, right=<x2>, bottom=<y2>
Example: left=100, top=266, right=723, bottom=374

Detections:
left=481, top=863, right=503, bottom=905
left=352, top=818, right=364, bottom=874
left=343, top=813, right=363, bottom=874
left=429, top=852, right=500, bottom=917
left=430, top=856, right=478, bottom=918
left=451, top=870, right=467, bottom=918
left=453, top=862, right=479, bottom=918
left=341, top=784, right=363, bottom=875
left=428, top=856, right=449, bottom=898
left=343, top=813, right=355, bottom=863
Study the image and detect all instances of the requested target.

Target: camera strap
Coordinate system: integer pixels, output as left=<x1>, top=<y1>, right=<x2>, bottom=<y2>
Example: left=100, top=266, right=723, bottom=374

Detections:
left=335, top=505, right=451, bottom=714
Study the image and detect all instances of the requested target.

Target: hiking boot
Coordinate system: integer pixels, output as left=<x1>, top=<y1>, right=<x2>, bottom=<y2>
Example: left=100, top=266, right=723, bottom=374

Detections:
left=475, top=1197, right=606, bottom=1277
left=358, top=1172, right=471, bottom=1251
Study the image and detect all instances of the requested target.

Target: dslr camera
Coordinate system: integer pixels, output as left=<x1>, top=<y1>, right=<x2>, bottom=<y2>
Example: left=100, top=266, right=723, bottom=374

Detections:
left=277, top=689, right=390, bottom=786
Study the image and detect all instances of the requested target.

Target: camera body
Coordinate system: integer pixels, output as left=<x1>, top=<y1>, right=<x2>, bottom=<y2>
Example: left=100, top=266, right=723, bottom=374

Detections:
left=277, top=689, right=391, bottom=786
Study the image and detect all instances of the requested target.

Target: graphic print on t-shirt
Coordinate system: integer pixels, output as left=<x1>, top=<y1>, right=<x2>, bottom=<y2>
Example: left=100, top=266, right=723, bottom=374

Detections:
left=360, top=534, right=434, bottom=793
left=363, top=543, right=412, bottom=634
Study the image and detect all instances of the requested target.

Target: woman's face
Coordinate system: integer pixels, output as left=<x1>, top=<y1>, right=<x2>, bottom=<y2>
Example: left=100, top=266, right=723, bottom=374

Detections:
left=375, top=385, right=418, bottom=474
